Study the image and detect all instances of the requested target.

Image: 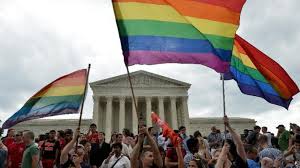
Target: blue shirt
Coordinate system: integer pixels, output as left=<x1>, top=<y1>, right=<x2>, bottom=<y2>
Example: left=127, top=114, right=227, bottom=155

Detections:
left=0, top=149, right=7, bottom=168
left=247, top=159, right=260, bottom=168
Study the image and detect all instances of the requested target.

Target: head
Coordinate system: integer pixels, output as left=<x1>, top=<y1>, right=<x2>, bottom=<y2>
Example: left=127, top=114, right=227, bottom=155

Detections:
left=116, top=133, right=123, bottom=143
left=245, top=146, right=258, bottom=160
left=224, top=139, right=238, bottom=158
left=64, top=129, right=73, bottom=142
left=148, top=127, right=155, bottom=135
left=179, top=126, right=186, bottom=135
left=49, top=130, right=56, bottom=140
left=187, top=138, right=199, bottom=154
left=254, top=126, right=261, bottom=133
left=141, top=150, right=154, bottom=167
left=193, top=131, right=202, bottom=139
left=122, top=128, right=131, bottom=137
left=23, top=131, right=35, bottom=145
left=98, top=132, right=105, bottom=142
left=110, top=132, right=117, bottom=143
left=80, top=140, right=91, bottom=152
left=277, top=125, right=285, bottom=133
left=89, top=123, right=97, bottom=133
left=258, top=135, right=269, bottom=147
left=57, top=130, right=65, bottom=139
left=7, top=128, right=15, bottom=137
left=15, top=131, right=23, bottom=142
left=211, top=126, right=217, bottom=133
left=69, top=145, right=85, bottom=164
left=262, top=127, right=268, bottom=133
left=261, top=157, right=273, bottom=168
left=188, top=159, right=205, bottom=168
left=112, top=142, right=123, bottom=156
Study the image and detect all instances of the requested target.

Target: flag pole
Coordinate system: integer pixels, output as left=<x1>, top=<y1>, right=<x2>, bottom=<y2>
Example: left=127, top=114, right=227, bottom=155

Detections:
left=221, top=73, right=227, bottom=138
left=125, top=65, right=141, bottom=125
left=76, top=64, right=91, bottom=149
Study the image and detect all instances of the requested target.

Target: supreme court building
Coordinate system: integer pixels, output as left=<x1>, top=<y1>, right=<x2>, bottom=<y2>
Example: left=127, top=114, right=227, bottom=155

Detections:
left=90, top=70, right=191, bottom=137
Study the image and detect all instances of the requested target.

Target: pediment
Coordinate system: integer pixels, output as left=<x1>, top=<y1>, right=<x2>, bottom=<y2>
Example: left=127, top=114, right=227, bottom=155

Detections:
left=90, top=70, right=191, bottom=88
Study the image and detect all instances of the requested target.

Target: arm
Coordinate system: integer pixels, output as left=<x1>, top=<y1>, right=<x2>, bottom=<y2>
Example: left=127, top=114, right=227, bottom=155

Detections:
left=224, top=116, right=247, bottom=161
left=215, top=143, right=230, bottom=168
left=130, top=131, right=144, bottom=168
left=145, top=129, right=163, bottom=168
left=60, top=128, right=80, bottom=164
left=176, top=144, right=184, bottom=168
left=31, top=154, right=39, bottom=168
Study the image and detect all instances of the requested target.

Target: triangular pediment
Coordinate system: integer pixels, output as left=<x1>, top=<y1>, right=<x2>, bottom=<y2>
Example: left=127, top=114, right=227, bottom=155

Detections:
left=90, top=70, right=191, bottom=88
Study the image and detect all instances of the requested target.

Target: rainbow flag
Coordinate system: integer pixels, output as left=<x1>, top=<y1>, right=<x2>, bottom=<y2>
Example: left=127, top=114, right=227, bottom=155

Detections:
left=2, top=69, right=87, bottom=129
left=113, top=0, right=246, bottom=73
left=227, top=35, right=299, bottom=108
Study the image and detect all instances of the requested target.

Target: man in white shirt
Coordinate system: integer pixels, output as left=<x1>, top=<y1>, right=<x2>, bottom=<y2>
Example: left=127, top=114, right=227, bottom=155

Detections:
left=101, top=143, right=130, bottom=168
left=262, top=126, right=272, bottom=147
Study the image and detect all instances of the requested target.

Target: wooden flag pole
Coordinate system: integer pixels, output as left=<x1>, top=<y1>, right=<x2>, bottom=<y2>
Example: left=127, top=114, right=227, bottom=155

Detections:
left=125, top=65, right=140, bottom=125
left=76, top=64, right=91, bottom=149
left=221, top=73, right=227, bottom=138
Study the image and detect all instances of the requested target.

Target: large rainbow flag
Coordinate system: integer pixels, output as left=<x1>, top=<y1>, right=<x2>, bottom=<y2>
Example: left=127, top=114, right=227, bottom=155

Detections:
left=2, top=69, right=87, bottom=129
left=227, top=35, right=299, bottom=108
left=113, top=0, right=246, bottom=73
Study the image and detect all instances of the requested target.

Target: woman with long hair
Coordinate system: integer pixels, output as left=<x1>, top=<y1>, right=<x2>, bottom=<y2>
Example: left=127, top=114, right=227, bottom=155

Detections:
left=194, top=131, right=211, bottom=163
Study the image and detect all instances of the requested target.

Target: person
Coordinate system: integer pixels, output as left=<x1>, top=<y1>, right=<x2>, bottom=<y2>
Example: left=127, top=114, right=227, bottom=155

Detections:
left=122, top=128, right=135, bottom=153
left=188, top=159, right=206, bottom=168
left=246, top=126, right=261, bottom=146
left=8, top=131, right=25, bottom=168
left=276, top=124, right=290, bottom=151
left=86, top=123, right=99, bottom=144
left=216, top=116, right=248, bottom=168
left=131, top=126, right=163, bottom=168
left=80, top=140, right=92, bottom=165
left=57, top=130, right=66, bottom=149
left=262, top=127, right=272, bottom=147
left=64, top=129, right=73, bottom=144
left=100, top=142, right=130, bottom=168
left=179, top=126, right=190, bottom=152
left=0, top=140, right=8, bottom=168
left=207, top=126, right=222, bottom=150
left=115, top=133, right=131, bottom=157
left=245, top=146, right=260, bottom=168
left=110, top=132, right=117, bottom=145
left=21, top=131, right=40, bottom=168
left=2, top=128, right=15, bottom=147
left=41, top=130, right=60, bottom=168
left=184, top=138, right=207, bottom=168
left=283, top=137, right=300, bottom=167
left=144, top=127, right=158, bottom=149
left=90, top=132, right=110, bottom=168
left=258, top=135, right=283, bottom=161
left=193, top=131, right=210, bottom=163
left=60, top=128, right=90, bottom=168
left=158, top=133, right=170, bottom=151
left=208, top=149, right=221, bottom=167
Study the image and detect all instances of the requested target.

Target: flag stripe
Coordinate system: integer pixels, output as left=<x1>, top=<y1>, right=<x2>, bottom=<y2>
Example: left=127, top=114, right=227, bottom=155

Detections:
left=125, top=50, right=229, bottom=72
left=32, top=86, right=85, bottom=98
left=117, top=20, right=233, bottom=50
left=164, top=0, right=241, bottom=24
left=23, top=95, right=83, bottom=109
left=230, top=67, right=280, bottom=96
left=120, top=36, right=232, bottom=61
left=114, top=2, right=238, bottom=38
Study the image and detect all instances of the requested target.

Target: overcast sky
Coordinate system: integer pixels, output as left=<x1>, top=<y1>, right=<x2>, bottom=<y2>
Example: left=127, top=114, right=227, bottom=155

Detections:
left=0, top=0, right=299, bottom=133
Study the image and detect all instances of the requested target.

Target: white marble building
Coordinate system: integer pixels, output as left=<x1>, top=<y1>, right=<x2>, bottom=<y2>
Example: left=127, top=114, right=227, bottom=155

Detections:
left=12, top=70, right=256, bottom=138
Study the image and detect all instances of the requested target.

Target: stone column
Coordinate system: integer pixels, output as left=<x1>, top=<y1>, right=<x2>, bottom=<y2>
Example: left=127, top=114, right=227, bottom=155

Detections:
left=119, top=97, right=126, bottom=132
left=105, top=97, right=113, bottom=140
left=132, top=97, right=138, bottom=135
left=158, top=97, right=165, bottom=121
left=182, top=96, right=190, bottom=132
left=146, top=97, right=152, bottom=127
left=170, top=97, right=178, bottom=129
left=92, top=96, right=100, bottom=129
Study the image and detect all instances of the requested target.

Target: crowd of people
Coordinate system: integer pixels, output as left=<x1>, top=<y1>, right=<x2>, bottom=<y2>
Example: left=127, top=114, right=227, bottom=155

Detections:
left=0, top=116, right=300, bottom=168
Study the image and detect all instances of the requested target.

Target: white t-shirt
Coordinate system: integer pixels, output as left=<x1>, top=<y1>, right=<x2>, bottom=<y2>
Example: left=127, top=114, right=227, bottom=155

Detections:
left=100, top=154, right=131, bottom=168
left=264, top=133, right=272, bottom=146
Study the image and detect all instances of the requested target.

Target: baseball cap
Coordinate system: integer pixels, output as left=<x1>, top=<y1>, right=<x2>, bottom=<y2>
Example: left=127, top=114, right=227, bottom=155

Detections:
left=276, top=125, right=285, bottom=129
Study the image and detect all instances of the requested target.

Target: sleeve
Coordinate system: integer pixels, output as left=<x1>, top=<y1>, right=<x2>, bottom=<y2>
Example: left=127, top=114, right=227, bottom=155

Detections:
left=100, top=159, right=109, bottom=168
left=31, top=146, right=40, bottom=156
left=124, top=157, right=131, bottom=168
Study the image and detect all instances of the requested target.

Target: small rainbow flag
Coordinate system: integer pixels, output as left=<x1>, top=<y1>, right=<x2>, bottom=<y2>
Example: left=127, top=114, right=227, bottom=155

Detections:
left=113, top=0, right=246, bottom=73
left=2, top=69, right=87, bottom=129
left=227, top=35, right=299, bottom=108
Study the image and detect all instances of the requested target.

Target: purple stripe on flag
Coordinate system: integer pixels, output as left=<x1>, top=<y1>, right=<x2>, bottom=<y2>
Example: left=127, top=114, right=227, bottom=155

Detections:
left=125, top=51, right=229, bottom=73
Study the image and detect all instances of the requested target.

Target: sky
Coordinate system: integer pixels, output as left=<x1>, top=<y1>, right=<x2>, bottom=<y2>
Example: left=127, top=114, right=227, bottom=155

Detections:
left=0, top=0, right=299, bottom=134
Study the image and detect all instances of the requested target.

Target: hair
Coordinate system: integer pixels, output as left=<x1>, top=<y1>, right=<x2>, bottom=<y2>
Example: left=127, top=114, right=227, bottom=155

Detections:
left=224, top=139, right=238, bottom=159
left=245, top=146, right=258, bottom=154
left=64, top=129, right=73, bottom=135
left=99, top=132, right=105, bottom=136
left=187, top=138, right=199, bottom=153
left=80, top=139, right=90, bottom=146
left=179, top=126, right=186, bottom=131
left=190, top=159, right=207, bottom=168
left=174, top=130, right=179, bottom=134
left=148, top=127, right=154, bottom=132
left=254, top=126, right=261, bottom=130
left=194, top=131, right=202, bottom=138
left=112, top=142, right=123, bottom=149
left=58, top=130, right=65, bottom=138
left=49, top=130, right=56, bottom=133
left=262, top=126, right=267, bottom=130
left=90, top=123, right=97, bottom=127
left=258, top=135, right=268, bottom=144
left=123, top=128, right=131, bottom=136
left=24, top=131, right=35, bottom=140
